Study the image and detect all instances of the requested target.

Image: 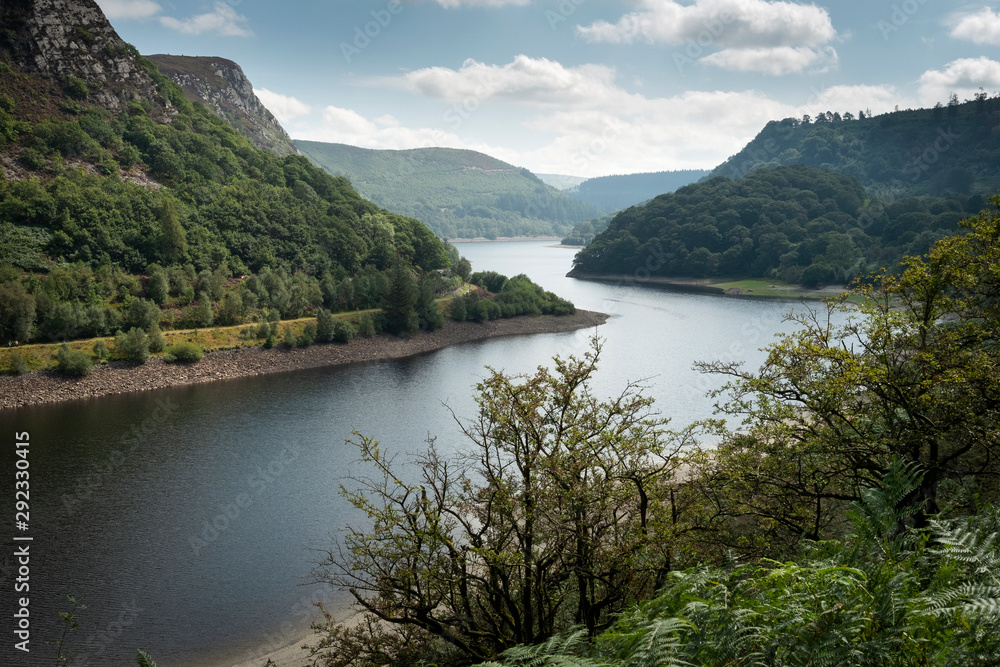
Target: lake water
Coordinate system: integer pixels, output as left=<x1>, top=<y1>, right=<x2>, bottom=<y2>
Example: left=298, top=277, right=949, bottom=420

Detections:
left=0, top=241, right=833, bottom=666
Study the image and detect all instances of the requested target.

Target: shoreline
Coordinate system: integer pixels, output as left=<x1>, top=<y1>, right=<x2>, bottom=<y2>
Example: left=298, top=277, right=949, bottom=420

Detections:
left=0, top=310, right=608, bottom=411
left=566, top=271, right=847, bottom=299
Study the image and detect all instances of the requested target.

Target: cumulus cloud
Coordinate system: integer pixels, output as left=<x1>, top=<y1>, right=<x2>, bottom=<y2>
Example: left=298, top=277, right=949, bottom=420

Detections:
left=701, top=45, right=837, bottom=76
left=917, top=57, right=1000, bottom=106
left=254, top=89, right=312, bottom=124
left=294, top=106, right=520, bottom=162
left=577, top=0, right=838, bottom=75
left=387, top=55, right=622, bottom=106
left=949, top=7, right=1000, bottom=46
left=96, top=0, right=162, bottom=20
left=159, top=1, right=253, bottom=37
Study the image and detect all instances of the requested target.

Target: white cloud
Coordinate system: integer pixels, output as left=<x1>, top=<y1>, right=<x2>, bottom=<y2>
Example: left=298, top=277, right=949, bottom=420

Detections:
left=254, top=88, right=312, bottom=124
left=298, top=106, right=520, bottom=163
left=917, top=57, right=1000, bottom=106
left=701, top=45, right=838, bottom=75
left=96, top=0, right=162, bottom=20
left=159, top=1, right=253, bottom=37
left=386, top=55, right=623, bottom=106
left=949, top=7, right=1000, bottom=46
left=577, top=0, right=838, bottom=75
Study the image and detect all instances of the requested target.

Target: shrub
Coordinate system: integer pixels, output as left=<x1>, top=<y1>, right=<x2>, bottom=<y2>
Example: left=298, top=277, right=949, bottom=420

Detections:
left=147, top=322, right=165, bottom=353
left=316, top=309, right=336, bottom=343
left=163, top=341, right=203, bottom=363
left=56, top=343, right=94, bottom=376
left=7, top=351, right=29, bottom=375
left=301, top=321, right=316, bottom=346
left=332, top=319, right=356, bottom=344
left=114, top=327, right=150, bottom=363
left=281, top=325, right=297, bottom=349
left=92, top=340, right=110, bottom=361
left=357, top=314, right=376, bottom=338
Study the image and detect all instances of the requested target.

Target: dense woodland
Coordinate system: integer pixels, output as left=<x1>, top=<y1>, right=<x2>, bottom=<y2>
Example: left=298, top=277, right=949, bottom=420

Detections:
left=309, top=197, right=1000, bottom=667
left=712, top=95, right=1000, bottom=200
left=571, top=165, right=978, bottom=287
left=295, top=141, right=599, bottom=239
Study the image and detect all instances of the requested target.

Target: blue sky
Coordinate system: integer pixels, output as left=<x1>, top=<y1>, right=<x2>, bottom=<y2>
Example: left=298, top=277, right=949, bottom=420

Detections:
left=96, top=0, right=1000, bottom=177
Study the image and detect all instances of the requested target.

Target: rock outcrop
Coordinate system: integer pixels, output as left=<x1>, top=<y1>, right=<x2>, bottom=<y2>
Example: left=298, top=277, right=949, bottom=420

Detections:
left=0, top=0, right=165, bottom=112
left=147, top=54, right=297, bottom=156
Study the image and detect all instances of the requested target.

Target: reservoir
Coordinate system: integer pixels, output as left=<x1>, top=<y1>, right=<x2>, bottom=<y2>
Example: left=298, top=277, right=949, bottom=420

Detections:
left=0, top=241, right=837, bottom=666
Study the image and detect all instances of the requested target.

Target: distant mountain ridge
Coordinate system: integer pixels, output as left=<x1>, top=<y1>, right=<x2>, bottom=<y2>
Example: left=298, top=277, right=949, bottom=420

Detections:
left=147, top=54, right=296, bottom=157
left=711, top=97, right=1000, bottom=200
left=295, top=141, right=600, bottom=239
left=566, top=169, right=712, bottom=212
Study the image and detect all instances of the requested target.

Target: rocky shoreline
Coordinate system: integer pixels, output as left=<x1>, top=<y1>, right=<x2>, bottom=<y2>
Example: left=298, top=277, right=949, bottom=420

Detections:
left=0, top=310, right=608, bottom=411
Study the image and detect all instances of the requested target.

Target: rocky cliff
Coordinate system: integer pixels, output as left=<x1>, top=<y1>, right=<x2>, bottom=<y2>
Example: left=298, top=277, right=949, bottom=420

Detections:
left=147, top=54, right=297, bottom=157
left=0, top=0, right=166, bottom=113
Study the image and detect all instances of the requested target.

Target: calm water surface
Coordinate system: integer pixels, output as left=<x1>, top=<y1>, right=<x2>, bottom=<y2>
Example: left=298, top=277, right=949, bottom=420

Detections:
left=0, top=241, right=832, bottom=666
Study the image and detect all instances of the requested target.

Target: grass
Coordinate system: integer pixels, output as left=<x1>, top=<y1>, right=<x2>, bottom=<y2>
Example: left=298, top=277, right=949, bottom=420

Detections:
left=0, top=311, right=377, bottom=375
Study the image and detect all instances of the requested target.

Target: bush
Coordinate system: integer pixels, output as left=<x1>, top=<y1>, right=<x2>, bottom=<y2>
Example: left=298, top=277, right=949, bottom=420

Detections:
left=357, top=314, right=376, bottom=338
left=332, top=318, right=356, bottom=344
left=281, top=325, right=297, bottom=349
left=163, top=341, right=203, bottom=363
left=301, top=321, right=316, bottom=346
left=7, top=351, right=29, bottom=375
left=147, top=322, right=165, bottom=353
left=316, top=309, right=336, bottom=343
left=56, top=343, right=94, bottom=376
left=114, top=327, right=150, bottom=363
left=92, top=340, right=110, bottom=361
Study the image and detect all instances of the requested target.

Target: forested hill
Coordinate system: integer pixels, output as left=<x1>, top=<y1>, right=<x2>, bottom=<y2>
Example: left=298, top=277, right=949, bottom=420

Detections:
left=566, top=169, right=711, bottom=212
left=571, top=164, right=978, bottom=287
left=0, top=0, right=448, bottom=276
left=295, top=141, right=600, bottom=239
left=711, top=96, right=1000, bottom=200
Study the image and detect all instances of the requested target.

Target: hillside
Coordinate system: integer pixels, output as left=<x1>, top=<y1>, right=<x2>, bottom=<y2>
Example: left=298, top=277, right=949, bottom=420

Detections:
left=295, top=141, right=600, bottom=239
left=147, top=54, right=297, bottom=157
left=711, top=96, right=1000, bottom=200
left=566, top=169, right=711, bottom=212
left=570, top=164, right=975, bottom=287
left=0, top=0, right=460, bottom=347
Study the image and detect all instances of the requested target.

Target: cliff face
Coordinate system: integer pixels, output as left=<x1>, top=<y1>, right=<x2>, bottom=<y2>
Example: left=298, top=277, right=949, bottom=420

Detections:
left=0, top=0, right=165, bottom=112
left=148, top=54, right=297, bottom=157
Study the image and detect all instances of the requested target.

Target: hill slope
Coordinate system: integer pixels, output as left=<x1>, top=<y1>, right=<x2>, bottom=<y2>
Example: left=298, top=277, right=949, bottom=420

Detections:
left=711, top=98, right=1000, bottom=200
left=570, top=165, right=974, bottom=287
left=295, top=141, right=600, bottom=239
left=147, top=54, right=297, bottom=157
left=566, top=169, right=711, bottom=212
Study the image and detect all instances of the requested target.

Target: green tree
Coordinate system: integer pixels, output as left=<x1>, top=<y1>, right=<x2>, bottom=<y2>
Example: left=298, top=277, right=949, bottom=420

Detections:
left=0, top=281, right=35, bottom=342
left=694, top=197, right=1000, bottom=554
left=381, top=259, right=418, bottom=335
left=312, top=340, right=687, bottom=665
left=114, top=328, right=150, bottom=363
left=157, top=197, right=187, bottom=263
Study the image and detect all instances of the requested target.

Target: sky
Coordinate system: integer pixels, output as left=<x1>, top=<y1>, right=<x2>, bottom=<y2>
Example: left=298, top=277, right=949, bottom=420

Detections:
left=94, top=0, right=1000, bottom=178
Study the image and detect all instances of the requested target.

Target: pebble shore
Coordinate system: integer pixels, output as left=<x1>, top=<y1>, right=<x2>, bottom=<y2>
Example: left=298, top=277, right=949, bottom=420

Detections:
left=0, top=310, right=608, bottom=411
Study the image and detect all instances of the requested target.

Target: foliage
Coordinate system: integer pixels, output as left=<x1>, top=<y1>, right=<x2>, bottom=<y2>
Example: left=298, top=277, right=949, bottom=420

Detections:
left=163, top=341, right=203, bottom=363
left=295, top=141, right=598, bottom=239
left=114, top=327, right=150, bottom=363
left=690, top=196, right=1000, bottom=556
left=332, top=318, right=356, bottom=344
left=7, top=350, right=29, bottom=374
left=573, top=165, right=968, bottom=287
left=381, top=259, right=419, bottom=335
left=55, top=343, right=93, bottom=376
left=311, top=340, right=690, bottom=665
left=713, top=96, right=1000, bottom=200
left=480, top=463, right=1000, bottom=667
left=147, top=322, right=165, bottom=353
left=92, top=339, right=110, bottom=361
